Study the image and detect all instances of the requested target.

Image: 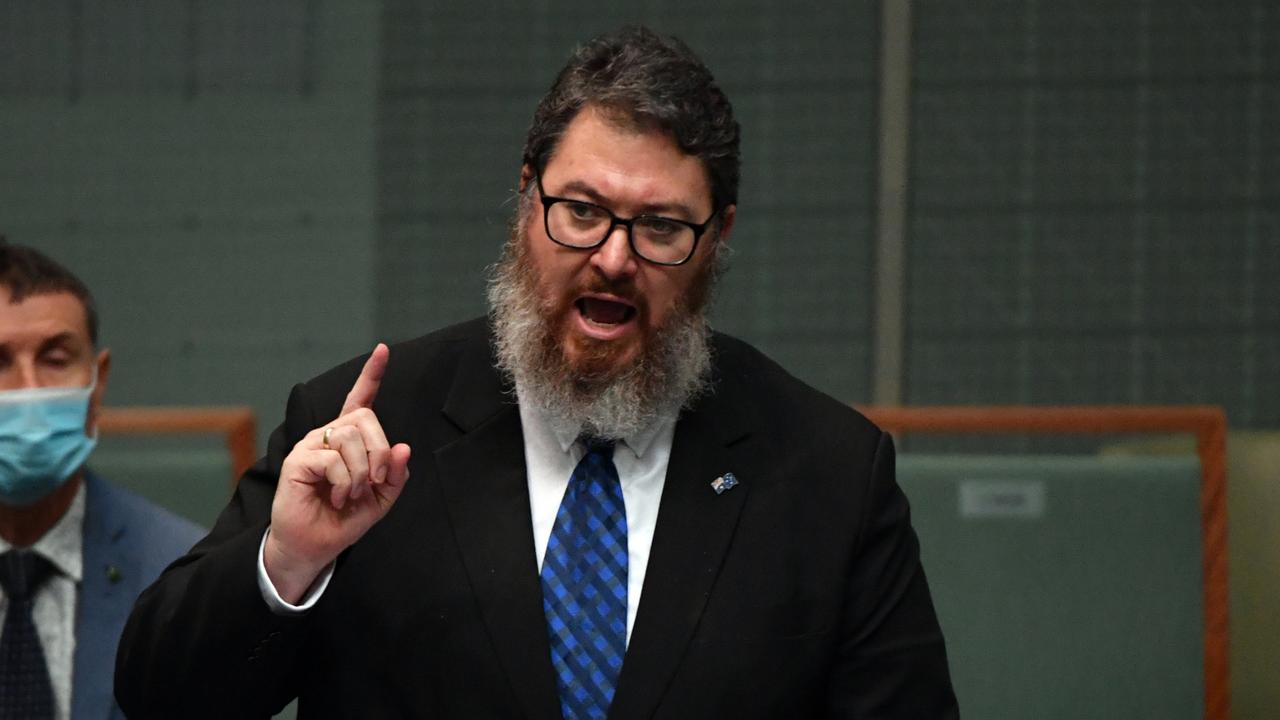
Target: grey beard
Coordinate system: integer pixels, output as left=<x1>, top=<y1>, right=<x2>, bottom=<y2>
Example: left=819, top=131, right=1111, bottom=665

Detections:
left=487, top=240, right=714, bottom=441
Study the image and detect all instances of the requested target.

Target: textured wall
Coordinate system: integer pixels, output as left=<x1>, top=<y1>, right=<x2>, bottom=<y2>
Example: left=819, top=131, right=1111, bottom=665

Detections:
left=6, top=3, right=1274, bottom=433
left=907, top=1, right=1279, bottom=430
left=1, top=1, right=382, bottom=446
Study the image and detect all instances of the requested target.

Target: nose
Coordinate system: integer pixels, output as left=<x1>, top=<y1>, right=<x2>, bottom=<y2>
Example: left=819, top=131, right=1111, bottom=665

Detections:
left=4, top=360, right=41, bottom=391
left=589, top=224, right=640, bottom=280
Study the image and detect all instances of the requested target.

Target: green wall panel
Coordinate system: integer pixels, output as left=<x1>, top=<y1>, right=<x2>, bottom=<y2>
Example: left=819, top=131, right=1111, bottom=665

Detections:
left=2, top=1, right=382, bottom=449
left=900, top=454, right=1203, bottom=719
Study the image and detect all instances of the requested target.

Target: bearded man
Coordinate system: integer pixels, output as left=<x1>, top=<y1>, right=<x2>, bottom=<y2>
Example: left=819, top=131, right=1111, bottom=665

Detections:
left=117, top=26, right=957, bottom=719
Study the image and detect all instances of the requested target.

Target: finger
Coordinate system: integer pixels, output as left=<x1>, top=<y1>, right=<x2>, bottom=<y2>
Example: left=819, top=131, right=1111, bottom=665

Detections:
left=324, top=451, right=356, bottom=510
left=386, top=443, right=411, bottom=490
left=373, top=444, right=412, bottom=509
left=281, top=440, right=334, bottom=487
left=285, top=428, right=342, bottom=480
left=341, top=343, right=389, bottom=416
left=300, top=424, right=342, bottom=451
left=326, top=424, right=371, bottom=499
left=342, top=407, right=392, bottom=484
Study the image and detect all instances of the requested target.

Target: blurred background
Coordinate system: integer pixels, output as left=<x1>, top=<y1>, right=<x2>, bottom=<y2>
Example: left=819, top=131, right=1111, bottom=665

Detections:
left=2, top=1, right=1275, bottom=717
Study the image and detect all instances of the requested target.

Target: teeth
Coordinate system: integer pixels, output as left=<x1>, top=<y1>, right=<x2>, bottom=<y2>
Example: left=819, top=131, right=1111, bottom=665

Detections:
left=583, top=309, right=624, bottom=326
left=579, top=297, right=633, bottom=326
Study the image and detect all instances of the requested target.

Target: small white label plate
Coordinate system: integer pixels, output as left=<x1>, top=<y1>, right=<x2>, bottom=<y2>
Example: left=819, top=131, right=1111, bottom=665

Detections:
left=958, top=479, right=1047, bottom=519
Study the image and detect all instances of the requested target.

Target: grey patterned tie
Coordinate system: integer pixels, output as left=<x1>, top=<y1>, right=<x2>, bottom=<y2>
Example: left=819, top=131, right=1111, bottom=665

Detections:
left=0, top=550, right=56, bottom=719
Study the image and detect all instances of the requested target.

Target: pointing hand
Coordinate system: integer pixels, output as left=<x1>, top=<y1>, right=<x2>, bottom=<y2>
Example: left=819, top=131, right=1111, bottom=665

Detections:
left=263, top=344, right=411, bottom=603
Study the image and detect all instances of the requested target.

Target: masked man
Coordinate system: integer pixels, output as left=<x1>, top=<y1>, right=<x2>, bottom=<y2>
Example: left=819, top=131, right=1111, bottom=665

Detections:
left=118, top=27, right=957, bottom=718
left=0, top=242, right=203, bottom=719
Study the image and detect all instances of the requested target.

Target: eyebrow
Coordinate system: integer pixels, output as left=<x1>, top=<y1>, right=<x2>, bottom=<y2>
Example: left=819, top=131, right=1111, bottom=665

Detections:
left=38, top=332, right=83, bottom=354
left=552, top=179, right=704, bottom=221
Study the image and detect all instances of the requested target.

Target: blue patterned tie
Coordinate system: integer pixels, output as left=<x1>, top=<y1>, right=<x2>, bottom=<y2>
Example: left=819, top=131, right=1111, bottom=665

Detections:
left=541, top=438, right=628, bottom=720
left=0, top=550, right=56, bottom=720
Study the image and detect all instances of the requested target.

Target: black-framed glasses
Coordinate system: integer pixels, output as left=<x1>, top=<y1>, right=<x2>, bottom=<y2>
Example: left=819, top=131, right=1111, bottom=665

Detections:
left=535, top=175, right=718, bottom=266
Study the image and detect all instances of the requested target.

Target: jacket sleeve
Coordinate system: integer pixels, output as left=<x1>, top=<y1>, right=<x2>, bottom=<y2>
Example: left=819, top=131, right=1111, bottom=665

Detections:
left=826, top=431, right=960, bottom=718
left=114, top=381, right=328, bottom=719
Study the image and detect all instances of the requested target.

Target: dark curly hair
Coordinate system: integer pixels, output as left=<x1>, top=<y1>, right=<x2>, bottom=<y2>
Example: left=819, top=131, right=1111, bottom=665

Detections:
left=521, top=26, right=741, bottom=211
left=0, top=238, right=99, bottom=346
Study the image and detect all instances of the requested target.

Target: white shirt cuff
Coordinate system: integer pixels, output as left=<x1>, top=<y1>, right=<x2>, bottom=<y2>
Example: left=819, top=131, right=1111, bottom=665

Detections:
left=257, top=528, right=335, bottom=615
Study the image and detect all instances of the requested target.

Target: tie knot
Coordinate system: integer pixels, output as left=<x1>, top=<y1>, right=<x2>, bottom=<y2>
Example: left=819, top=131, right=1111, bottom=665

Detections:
left=580, top=436, right=616, bottom=459
left=0, top=551, right=56, bottom=600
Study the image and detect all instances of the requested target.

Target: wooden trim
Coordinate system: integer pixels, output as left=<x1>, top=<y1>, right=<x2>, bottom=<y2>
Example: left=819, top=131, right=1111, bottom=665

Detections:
left=857, top=405, right=1229, bottom=720
left=98, top=406, right=258, bottom=485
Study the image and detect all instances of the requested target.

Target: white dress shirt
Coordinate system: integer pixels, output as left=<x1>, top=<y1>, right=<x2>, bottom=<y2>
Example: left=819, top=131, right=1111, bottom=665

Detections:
left=260, top=392, right=678, bottom=647
left=0, top=482, right=86, bottom=720
left=519, top=401, right=674, bottom=645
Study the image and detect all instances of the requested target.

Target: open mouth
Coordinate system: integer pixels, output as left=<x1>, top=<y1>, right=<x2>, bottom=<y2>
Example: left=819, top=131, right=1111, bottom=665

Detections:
left=577, top=296, right=637, bottom=326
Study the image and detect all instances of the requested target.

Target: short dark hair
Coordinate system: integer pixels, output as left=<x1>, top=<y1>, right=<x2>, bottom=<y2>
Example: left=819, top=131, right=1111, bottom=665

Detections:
left=522, top=26, right=741, bottom=211
left=0, top=239, right=100, bottom=346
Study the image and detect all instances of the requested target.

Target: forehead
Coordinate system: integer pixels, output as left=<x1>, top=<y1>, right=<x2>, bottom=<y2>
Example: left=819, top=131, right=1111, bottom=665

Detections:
left=542, top=106, right=713, bottom=213
left=0, top=287, right=93, bottom=347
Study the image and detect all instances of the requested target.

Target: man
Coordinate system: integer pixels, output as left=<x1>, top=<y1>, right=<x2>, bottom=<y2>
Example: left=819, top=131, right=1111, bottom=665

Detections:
left=117, top=26, right=957, bottom=718
left=0, top=242, right=203, bottom=719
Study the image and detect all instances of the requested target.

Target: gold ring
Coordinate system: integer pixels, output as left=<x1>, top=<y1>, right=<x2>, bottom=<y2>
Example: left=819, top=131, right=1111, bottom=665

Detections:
left=322, top=427, right=334, bottom=450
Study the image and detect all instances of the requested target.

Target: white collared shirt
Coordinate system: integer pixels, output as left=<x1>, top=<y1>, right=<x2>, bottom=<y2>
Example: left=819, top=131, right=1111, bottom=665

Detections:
left=0, top=482, right=86, bottom=720
left=519, top=400, right=675, bottom=645
left=261, top=395, right=678, bottom=648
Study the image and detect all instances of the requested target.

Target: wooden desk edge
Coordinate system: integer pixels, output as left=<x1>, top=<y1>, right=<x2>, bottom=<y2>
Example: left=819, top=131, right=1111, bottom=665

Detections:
left=99, top=406, right=259, bottom=482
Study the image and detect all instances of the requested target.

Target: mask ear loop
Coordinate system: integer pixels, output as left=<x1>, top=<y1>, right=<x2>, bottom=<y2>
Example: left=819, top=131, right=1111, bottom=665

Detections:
left=85, top=362, right=101, bottom=441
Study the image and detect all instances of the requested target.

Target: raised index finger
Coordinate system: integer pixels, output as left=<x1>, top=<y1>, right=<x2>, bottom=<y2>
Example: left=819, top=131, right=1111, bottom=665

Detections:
left=341, top=343, right=389, bottom=416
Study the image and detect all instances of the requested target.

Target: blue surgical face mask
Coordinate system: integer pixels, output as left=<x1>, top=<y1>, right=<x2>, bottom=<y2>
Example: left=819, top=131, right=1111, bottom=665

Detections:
left=0, top=371, right=98, bottom=506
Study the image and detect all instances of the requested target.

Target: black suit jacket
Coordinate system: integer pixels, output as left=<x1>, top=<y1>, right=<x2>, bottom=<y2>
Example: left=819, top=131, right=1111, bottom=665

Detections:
left=116, top=318, right=957, bottom=718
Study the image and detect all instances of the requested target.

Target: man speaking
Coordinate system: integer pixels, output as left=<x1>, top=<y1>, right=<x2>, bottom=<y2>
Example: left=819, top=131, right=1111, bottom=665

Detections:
left=117, top=26, right=957, bottom=718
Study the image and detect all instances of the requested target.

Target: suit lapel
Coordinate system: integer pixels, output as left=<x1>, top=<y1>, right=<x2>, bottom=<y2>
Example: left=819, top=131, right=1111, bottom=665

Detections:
left=74, top=474, right=131, bottom=720
left=610, top=383, right=754, bottom=720
left=433, top=340, right=562, bottom=720
left=431, top=330, right=758, bottom=720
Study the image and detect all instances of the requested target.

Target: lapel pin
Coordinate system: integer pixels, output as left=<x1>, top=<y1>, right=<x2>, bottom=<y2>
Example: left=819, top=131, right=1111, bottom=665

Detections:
left=711, top=472, right=739, bottom=495
left=106, top=565, right=122, bottom=584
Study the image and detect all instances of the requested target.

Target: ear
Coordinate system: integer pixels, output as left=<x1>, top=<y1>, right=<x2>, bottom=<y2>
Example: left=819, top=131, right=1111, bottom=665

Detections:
left=518, top=164, right=535, bottom=194
left=716, top=204, right=737, bottom=245
left=86, top=348, right=111, bottom=435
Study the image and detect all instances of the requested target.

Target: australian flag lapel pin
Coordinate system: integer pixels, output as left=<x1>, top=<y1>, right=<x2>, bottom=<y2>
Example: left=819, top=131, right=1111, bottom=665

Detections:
left=711, top=472, right=739, bottom=495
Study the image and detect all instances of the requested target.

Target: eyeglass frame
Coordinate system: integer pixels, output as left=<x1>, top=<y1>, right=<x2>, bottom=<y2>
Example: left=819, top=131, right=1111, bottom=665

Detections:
left=533, top=174, right=720, bottom=267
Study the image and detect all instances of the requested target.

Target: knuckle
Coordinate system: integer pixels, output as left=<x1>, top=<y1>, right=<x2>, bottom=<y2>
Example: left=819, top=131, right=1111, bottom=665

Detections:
left=294, top=431, right=319, bottom=452
left=325, top=455, right=349, bottom=480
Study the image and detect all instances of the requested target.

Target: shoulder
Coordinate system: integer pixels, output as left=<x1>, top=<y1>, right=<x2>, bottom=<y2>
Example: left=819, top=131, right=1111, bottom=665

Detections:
left=83, top=473, right=205, bottom=553
left=708, top=331, right=883, bottom=451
